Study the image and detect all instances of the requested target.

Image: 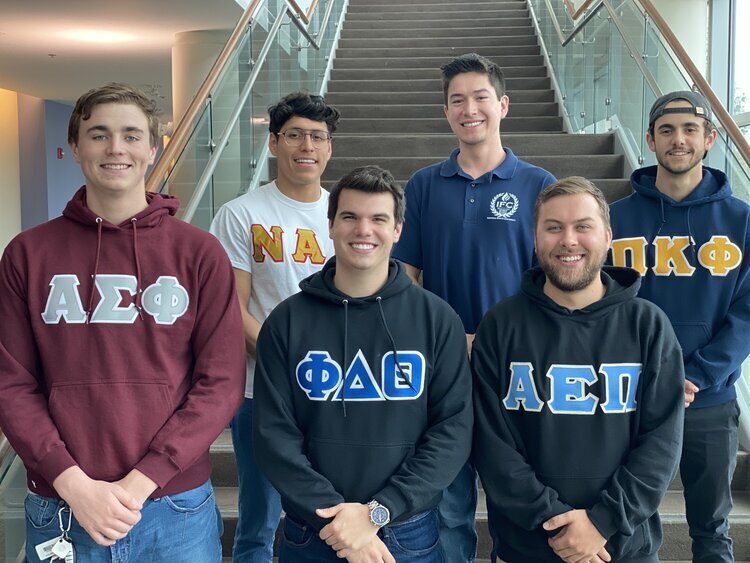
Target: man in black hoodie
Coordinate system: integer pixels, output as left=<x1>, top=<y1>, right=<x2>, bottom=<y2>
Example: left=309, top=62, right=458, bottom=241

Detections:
left=473, top=177, right=684, bottom=563
left=253, top=165, right=473, bottom=562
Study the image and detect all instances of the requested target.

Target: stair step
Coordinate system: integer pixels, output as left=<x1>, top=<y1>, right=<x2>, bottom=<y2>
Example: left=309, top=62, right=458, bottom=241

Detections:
left=344, top=18, right=530, bottom=29
left=347, top=4, right=527, bottom=14
left=325, top=133, right=615, bottom=158
left=338, top=33, right=536, bottom=49
left=331, top=55, right=545, bottom=70
left=213, top=487, right=750, bottom=560
left=325, top=90, right=555, bottom=105
left=333, top=116, right=562, bottom=134
left=331, top=102, right=558, bottom=119
left=330, top=66, right=547, bottom=80
left=345, top=10, right=530, bottom=21
left=328, top=77, right=549, bottom=93
left=340, top=22, right=533, bottom=38
left=335, top=45, right=540, bottom=59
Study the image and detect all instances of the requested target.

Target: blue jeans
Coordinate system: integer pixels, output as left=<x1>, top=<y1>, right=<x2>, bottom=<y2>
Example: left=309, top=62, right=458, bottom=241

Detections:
left=280, top=510, right=444, bottom=562
left=437, top=462, right=477, bottom=562
left=25, top=480, right=222, bottom=562
left=681, top=399, right=740, bottom=563
left=232, top=397, right=283, bottom=562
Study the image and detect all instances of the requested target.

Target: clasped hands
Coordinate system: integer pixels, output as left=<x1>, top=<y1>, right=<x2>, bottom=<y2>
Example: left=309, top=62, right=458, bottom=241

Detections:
left=316, top=503, right=395, bottom=562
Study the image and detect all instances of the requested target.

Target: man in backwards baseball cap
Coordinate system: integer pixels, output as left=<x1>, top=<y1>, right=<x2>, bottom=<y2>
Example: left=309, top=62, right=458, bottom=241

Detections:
left=610, top=90, right=750, bottom=561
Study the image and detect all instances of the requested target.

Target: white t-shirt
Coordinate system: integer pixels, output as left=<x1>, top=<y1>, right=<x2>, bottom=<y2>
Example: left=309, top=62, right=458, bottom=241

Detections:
left=210, top=181, right=333, bottom=397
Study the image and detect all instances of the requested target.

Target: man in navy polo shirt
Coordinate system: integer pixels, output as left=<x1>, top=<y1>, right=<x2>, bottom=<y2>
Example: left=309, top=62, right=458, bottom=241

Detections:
left=393, top=52, right=556, bottom=562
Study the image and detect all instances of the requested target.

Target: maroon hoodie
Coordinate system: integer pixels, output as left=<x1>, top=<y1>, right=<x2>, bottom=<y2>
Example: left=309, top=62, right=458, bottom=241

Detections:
left=0, top=188, right=245, bottom=498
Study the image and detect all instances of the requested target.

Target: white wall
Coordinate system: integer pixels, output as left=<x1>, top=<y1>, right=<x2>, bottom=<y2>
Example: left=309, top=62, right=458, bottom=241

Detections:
left=652, top=0, right=709, bottom=78
left=0, top=89, right=22, bottom=251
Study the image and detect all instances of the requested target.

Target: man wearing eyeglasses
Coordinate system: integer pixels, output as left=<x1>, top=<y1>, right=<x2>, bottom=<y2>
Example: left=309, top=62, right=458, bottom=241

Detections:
left=210, top=92, right=340, bottom=563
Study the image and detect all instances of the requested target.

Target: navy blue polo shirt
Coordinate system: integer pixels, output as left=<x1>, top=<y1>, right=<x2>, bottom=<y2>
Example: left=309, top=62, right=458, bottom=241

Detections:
left=393, top=147, right=556, bottom=333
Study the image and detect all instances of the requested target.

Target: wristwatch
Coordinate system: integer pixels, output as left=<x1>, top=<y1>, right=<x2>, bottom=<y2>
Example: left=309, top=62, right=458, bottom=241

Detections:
left=367, top=499, right=391, bottom=527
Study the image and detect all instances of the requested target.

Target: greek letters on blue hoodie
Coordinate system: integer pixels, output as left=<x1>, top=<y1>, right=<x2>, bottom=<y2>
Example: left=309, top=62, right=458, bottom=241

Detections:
left=610, top=166, right=750, bottom=408
left=472, top=267, right=684, bottom=563
left=252, top=258, right=473, bottom=530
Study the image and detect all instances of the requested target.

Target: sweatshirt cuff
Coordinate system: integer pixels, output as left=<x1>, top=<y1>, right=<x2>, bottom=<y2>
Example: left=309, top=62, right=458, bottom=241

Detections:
left=37, top=445, right=77, bottom=487
left=683, top=359, right=713, bottom=391
left=134, top=450, right=182, bottom=490
left=374, top=485, right=409, bottom=524
left=587, top=503, right=619, bottom=540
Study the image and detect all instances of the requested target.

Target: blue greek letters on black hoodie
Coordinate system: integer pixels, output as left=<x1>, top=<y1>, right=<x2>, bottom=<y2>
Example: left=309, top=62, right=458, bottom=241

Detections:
left=252, top=258, right=473, bottom=530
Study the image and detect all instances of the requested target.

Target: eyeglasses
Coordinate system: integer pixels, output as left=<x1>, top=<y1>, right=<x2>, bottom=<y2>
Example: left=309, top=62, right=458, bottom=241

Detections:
left=277, top=128, right=332, bottom=147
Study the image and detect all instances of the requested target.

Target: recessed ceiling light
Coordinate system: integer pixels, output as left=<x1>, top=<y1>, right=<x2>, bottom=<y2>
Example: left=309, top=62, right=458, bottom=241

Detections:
left=59, top=29, right=135, bottom=43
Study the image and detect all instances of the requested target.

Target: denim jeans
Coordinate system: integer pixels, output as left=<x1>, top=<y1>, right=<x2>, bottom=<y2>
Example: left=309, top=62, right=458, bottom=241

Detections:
left=232, top=397, right=283, bottom=562
left=25, top=480, right=222, bottom=563
left=279, top=509, right=444, bottom=562
left=681, top=399, right=740, bottom=563
left=437, top=462, right=477, bottom=562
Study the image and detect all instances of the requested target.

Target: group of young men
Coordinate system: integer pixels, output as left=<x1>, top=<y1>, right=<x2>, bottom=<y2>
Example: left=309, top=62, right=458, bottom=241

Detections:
left=0, top=51, right=747, bottom=563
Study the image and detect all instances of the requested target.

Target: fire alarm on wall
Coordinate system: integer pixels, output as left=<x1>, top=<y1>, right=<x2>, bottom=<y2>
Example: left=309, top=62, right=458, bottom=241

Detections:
left=57, top=148, right=64, bottom=159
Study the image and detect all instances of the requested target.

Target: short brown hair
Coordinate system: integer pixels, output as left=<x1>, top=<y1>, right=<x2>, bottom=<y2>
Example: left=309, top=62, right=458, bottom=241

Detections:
left=328, top=165, right=405, bottom=224
left=68, top=83, right=160, bottom=146
left=440, top=53, right=506, bottom=105
left=534, top=176, right=610, bottom=229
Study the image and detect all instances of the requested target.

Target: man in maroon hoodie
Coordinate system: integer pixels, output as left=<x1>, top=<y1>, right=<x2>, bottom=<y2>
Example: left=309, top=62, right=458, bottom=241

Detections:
left=0, top=83, right=245, bottom=562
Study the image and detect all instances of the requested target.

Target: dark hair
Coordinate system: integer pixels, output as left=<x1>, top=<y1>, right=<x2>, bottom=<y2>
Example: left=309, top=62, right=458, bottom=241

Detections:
left=534, top=176, right=610, bottom=230
left=328, top=165, right=405, bottom=224
left=268, top=92, right=341, bottom=134
left=440, top=53, right=506, bottom=104
left=68, top=83, right=160, bottom=146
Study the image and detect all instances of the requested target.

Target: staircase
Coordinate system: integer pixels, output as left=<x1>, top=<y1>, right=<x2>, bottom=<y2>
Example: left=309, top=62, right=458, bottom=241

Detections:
left=236, top=0, right=750, bottom=559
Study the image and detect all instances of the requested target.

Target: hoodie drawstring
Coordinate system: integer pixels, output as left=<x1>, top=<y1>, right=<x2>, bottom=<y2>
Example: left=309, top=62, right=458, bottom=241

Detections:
left=686, top=206, right=697, bottom=263
left=654, top=198, right=667, bottom=238
left=86, top=217, right=104, bottom=322
left=376, top=297, right=416, bottom=393
left=341, top=299, right=349, bottom=417
left=131, top=218, right=145, bottom=320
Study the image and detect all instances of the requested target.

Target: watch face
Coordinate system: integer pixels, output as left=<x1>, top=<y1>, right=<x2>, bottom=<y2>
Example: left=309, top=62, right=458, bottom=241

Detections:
left=371, top=506, right=389, bottom=526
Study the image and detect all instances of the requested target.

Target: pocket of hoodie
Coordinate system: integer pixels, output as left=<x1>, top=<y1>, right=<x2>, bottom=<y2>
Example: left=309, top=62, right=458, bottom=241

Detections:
left=48, top=381, right=171, bottom=480
left=671, top=321, right=711, bottom=359
left=307, top=438, right=414, bottom=500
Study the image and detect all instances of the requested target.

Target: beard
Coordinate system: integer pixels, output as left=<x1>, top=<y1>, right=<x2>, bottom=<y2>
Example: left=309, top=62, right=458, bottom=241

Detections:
left=538, top=250, right=607, bottom=293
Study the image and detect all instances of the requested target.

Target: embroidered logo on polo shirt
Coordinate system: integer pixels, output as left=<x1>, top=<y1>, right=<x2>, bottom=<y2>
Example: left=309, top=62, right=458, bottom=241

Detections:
left=488, top=193, right=519, bottom=221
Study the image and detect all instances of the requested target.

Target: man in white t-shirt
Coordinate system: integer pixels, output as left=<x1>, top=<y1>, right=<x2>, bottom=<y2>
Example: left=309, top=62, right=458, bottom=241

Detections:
left=210, top=92, right=340, bottom=562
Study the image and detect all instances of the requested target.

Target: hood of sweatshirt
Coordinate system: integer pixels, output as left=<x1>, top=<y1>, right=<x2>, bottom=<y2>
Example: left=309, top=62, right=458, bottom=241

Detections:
left=521, top=265, right=641, bottom=321
left=62, top=187, right=180, bottom=318
left=299, top=256, right=413, bottom=305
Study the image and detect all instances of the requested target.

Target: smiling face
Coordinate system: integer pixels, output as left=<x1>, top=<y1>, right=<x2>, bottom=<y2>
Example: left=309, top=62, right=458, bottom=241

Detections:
left=443, top=71, right=508, bottom=148
left=329, top=188, right=402, bottom=276
left=535, top=193, right=612, bottom=294
left=70, top=102, right=157, bottom=199
left=270, top=115, right=332, bottom=193
left=647, top=100, right=716, bottom=181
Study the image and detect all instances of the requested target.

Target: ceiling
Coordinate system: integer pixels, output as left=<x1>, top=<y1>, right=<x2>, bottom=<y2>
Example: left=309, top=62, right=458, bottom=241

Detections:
left=0, top=0, right=244, bottom=122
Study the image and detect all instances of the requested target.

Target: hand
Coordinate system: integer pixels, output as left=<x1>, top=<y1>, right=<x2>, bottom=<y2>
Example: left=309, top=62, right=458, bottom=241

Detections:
left=114, top=469, right=158, bottom=506
left=684, top=380, right=699, bottom=407
left=543, top=510, right=610, bottom=563
left=317, top=503, right=378, bottom=557
left=466, top=333, right=475, bottom=356
left=53, top=466, right=142, bottom=546
left=345, top=536, right=396, bottom=562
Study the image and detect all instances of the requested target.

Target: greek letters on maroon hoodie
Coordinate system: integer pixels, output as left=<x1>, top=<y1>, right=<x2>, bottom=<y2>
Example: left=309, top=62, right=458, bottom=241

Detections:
left=0, top=188, right=245, bottom=498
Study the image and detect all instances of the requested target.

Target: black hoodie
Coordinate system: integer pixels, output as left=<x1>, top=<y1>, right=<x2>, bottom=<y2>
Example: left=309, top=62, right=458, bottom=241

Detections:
left=253, top=258, right=473, bottom=530
left=473, top=266, right=684, bottom=562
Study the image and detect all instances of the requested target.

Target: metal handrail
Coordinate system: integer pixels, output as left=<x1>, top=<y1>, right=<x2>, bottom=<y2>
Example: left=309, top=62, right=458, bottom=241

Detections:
left=543, top=0, right=750, bottom=171
left=145, top=0, right=264, bottom=193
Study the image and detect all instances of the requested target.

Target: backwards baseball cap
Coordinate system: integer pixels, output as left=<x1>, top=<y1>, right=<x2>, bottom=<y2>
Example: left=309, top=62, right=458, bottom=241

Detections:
left=649, top=90, right=713, bottom=127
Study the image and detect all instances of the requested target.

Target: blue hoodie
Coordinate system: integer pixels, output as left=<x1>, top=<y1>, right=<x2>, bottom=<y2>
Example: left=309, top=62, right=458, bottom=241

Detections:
left=610, top=165, right=750, bottom=408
